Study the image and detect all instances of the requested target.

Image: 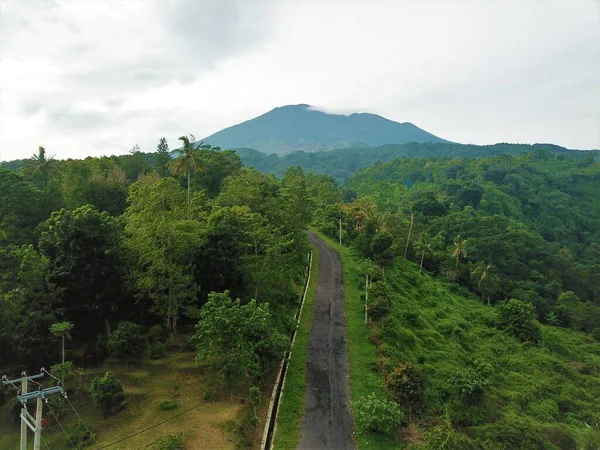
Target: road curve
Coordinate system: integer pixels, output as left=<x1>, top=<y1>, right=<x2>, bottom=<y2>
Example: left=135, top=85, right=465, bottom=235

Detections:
left=299, top=232, right=354, bottom=450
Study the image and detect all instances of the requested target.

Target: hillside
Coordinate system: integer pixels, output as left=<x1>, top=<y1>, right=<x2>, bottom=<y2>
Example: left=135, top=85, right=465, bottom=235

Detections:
left=234, top=142, right=596, bottom=180
left=203, top=104, right=449, bottom=154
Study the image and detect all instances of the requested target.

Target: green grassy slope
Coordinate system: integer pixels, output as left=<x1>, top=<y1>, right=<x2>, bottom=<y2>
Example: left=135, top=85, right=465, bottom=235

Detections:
left=322, top=234, right=600, bottom=449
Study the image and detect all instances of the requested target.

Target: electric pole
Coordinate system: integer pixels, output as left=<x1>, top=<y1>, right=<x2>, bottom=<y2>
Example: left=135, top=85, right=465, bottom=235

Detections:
left=364, top=274, right=369, bottom=324
left=2, top=371, right=65, bottom=450
left=337, top=218, right=342, bottom=247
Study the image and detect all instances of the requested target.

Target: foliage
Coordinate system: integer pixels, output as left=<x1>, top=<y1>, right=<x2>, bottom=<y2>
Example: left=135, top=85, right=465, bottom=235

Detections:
left=158, top=400, right=179, bottom=411
left=249, top=386, right=260, bottom=419
left=148, top=341, right=167, bottom=359
left=151, top=432, right=184, bottom=450
left=386, top=363, right=425, bottom=418
left=68, top=420, right=96, bottom=449
left=107, top=322, right=145, bottom=362
left=194, top=291, right=290, bottom=385
left=497, top=299, right=542, bottom=344
left=51, top=361, right=74, bottom=382
left=450, top=360, right=493, bottom=404
left=90, top=372, right=125, bottom=417
left=353, top=392, right=404, bottom=437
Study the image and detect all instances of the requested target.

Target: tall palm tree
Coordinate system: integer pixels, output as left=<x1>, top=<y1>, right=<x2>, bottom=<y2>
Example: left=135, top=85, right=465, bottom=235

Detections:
left=452, top=236, right=468, bottom=271
left=471, top=261, right=493, bottom=304
left=168, top=135, right=203, bottom=216
left=29, top=145, right=56, bottom=188
left=413, top=233, right=432, bottom=273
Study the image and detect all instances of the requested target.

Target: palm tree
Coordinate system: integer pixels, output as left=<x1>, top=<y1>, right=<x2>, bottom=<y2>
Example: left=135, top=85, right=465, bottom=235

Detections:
left=471, top=261, right=493, bottom=304
left=29, top=145, right=56, bottom=188
left=452, top=236, right=468, bottom=271
left=168, top=135, right=203, bottom=216
left=413, top=233, right=432, bottom=273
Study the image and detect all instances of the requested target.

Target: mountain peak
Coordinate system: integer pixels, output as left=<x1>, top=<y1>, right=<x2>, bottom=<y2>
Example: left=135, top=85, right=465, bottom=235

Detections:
left=203, top=105, right=449, bottom=154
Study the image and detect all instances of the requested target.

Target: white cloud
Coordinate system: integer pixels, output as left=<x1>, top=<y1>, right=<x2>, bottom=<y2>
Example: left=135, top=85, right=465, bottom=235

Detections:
left=0, top=0, right=598, bottom=161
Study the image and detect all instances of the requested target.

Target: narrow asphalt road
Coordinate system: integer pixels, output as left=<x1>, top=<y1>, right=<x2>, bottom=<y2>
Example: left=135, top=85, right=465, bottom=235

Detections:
left=299, top=232, right=354, bottom=450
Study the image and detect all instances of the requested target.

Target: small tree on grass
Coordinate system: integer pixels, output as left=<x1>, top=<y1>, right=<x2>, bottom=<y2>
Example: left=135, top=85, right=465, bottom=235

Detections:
left=249, top=386, right=261, bottom=419
left=354, top=392, right=404, bottom=437
left=386, top=363, right=425, bottom=420
left=90, top=372, right=124, bottom=418
left=50, top=321, right=74, bottom=384
left=497, top=299, right=541, bottom=344
left=194, top=291, right=289, bottom=388
left=107, top=322, right=145, bottom=367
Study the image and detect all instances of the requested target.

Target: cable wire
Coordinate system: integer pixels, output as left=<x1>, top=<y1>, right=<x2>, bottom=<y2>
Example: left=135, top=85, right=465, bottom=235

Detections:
left=41, top=433, right=51, bottom=450
left=46, top=400, right=77, bottom=449
left=94, top=402, right=204, bottom=449
left=22, top=372, right=44, bottom=390
left=65, top=396, right=98, bottom=443
left=1, top=375, right=21, bottom=393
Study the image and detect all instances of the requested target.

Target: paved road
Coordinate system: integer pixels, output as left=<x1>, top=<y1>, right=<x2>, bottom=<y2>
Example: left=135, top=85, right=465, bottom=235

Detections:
left=299, top=233, right=354, bottom=450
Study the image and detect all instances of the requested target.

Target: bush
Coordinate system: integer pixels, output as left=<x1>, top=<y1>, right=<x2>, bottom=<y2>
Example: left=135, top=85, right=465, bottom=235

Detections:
left=107, top=322, right=145, bottom=363
left=69, top=420, right=96, bottom=449
left=149, top=341, right=167, bottom=360
left=354, top=392, right=404, bottom=437
left=497, top=299, right=542, bottom=344
left=151, top=432, right=184, bottom=450
left=424, top=422, right=477, bottom=449
left=451, top=360, right=493, bottom=404
left=51, top=361, right=74, bottom=382
left=386, top=363, right=425, bottom=419
left=90, top=372, right=125, bottom=417
left=147, top=324, right=166, bottom=343
left=368, top=281, right=391, bottom=319
left=202, top=387, right=217, bottom=401
left=158, top=400, right=179, bottom=411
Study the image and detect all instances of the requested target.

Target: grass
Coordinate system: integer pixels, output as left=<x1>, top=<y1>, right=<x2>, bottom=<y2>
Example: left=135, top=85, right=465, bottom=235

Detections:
left=0, top=352, right=246, bottom=449
left=272, top=245, right=319, bottom=450
left=318, top=232, right=399, bottom=450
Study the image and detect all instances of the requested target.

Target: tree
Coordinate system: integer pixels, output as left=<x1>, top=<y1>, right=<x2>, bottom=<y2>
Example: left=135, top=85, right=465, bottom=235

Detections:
left=155, top=137, right=171, bottom=177
left=413, top=233, right=443, bottom=273
left=90, top=372, right=125, bottom=417
left=27, top=146, right=56, bottom=189
left=194, top=291, right=289, bottom=386
left=125, top=175, right=204, bottom=333
left=370, top=230, right=394, bottom=267
left=50, top=321, right=73, bottom=365
left=452, top=236, right=468, bottom=271
left=107, top=322, right=145, bottom=365
left=38, top=205, right=127, bottom=335
left=471, top=261, right=495, bottom=305
left=386, top=363, right=425, bottom=420
left=249, top=386, right=261, bottom=420
left=168, top=135, right=203, bottom=217
left=497, top=299, right=541, bottom=344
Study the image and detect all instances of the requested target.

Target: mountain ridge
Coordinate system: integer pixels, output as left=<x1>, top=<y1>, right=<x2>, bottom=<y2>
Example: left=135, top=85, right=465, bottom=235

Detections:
left=202, top=104, right=450, bottom=154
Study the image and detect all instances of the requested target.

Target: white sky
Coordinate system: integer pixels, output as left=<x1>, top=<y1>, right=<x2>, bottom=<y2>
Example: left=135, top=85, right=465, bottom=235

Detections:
left=1, top=0, right=599, bottom=161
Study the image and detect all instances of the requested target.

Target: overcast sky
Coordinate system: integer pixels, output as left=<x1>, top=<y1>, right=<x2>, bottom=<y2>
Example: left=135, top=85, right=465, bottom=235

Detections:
left=1, top=0, right=599, bottom=161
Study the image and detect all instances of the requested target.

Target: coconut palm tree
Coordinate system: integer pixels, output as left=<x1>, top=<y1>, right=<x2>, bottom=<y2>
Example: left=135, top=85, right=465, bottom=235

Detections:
left=168, top=135, right=203, bottom=216
left=29, top=145, right=56, bottom=188
left=471, top=261, right=493, bottom=304
left=452, top=236, right=468, bottom=271
left=413, top=233, right=432, bottom=273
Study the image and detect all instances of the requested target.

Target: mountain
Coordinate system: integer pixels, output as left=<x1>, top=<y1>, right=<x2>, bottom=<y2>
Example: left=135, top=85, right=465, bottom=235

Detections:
left=203, top=104, right=450, bottom=154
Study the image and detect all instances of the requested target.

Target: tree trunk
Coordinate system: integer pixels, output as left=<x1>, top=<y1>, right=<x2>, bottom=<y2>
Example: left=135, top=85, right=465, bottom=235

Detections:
left=105, top=319, right=112, bottom=336
left=403, top=213, right=414, bottom=259
left=420, top=252, right=425, bottom=273
left=62, top=334, right=65, bottom=365
left=187, top=170, right=191, bottom=218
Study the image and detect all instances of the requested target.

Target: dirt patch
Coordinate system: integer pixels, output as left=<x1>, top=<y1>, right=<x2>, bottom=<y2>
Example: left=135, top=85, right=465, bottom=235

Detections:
left=299, top=233, right=354, bottom=449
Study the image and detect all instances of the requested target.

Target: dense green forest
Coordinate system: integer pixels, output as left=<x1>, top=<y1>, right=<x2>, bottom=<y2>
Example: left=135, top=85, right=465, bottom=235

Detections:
left=1, top=141, right=600, bottom=448
left=310, top=151, right=600, bottom=448
left=234, top=142, right=598, bottom=180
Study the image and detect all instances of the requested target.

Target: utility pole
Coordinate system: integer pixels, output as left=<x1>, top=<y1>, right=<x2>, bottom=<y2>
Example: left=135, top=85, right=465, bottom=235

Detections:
left=2, top=372, right=64, bottom=450
left=337, top=218, right=342, bottom=247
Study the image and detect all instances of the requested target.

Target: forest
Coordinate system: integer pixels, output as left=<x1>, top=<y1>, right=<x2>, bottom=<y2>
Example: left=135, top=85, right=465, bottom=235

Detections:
left=1, top=140, right=599, bottom=449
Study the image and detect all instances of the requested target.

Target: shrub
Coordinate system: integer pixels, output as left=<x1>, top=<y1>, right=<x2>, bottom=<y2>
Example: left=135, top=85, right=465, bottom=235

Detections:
left=147, top=324, right=166, bottom=343
left=158, top=400, right=179, bottom=411
left=202, top=387, right=217, bottom=401
left=497, top=299, right=542, bottom=344
left=90, top=372, right=125, bottom=417
left=69, top=420, right=96, bottom=449
left=354, top=392, right=404, bottom=437
left=424, top=422, right=477, bottom=449
left=107, top=322, right=145, bottom=363
left=149, top=341, right=167, bottom=360
left=151, top=432, right=184, bottom=450
left=368, top=281, right=391, bottom=319
left=51, top=361, right=74, bottom=382
left=386, top=363, right=425, bottom=419
left=451, top=360, right=493, bottom=404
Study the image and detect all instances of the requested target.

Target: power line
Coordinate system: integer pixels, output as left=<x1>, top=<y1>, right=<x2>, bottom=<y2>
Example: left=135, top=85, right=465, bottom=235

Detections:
left=65, top=397, right=98, bottom=443
left=94, top=402, right=204, bottom=449
left=46, top=400, right=77, bottom=450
